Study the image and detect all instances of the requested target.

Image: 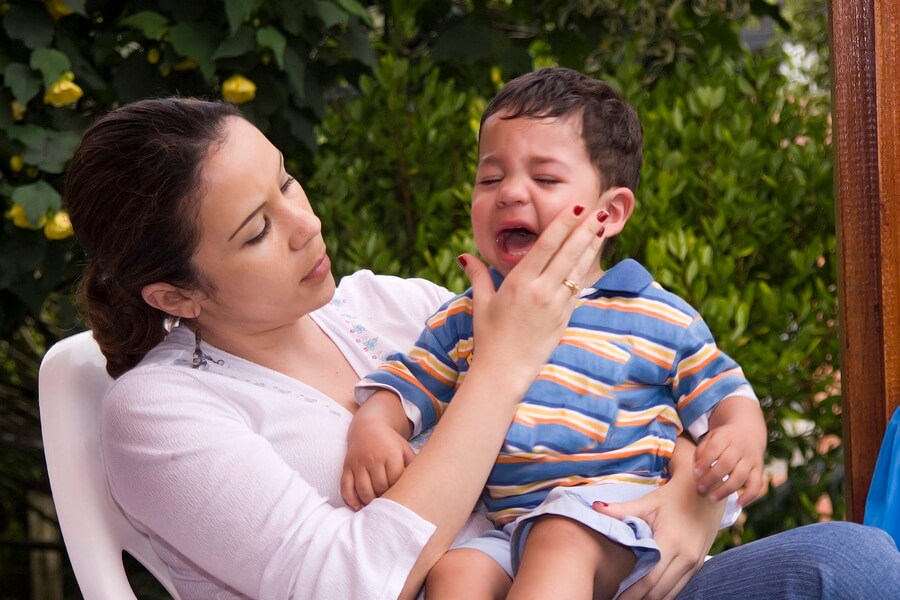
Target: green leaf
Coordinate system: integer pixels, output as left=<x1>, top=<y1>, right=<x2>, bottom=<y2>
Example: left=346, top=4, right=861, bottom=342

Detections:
left=213, top=27, right=256, bottom=60
left=316, top=1, right=346, bottom=28
left=257, top=27, right=287, bottom=70
left=12, top=181, right=61, bottom=224
left=8, top=125, right=82, bottom=174
left=224, top=0, right=255, bottom=35
left=709, top=86, right=726, bottom=111
left=335, top=0, right=372, bottom=26
left=0, top=227, right=45, bottom=289
left=29, top=48, right=71, bottom=87
left=391, top=0, right=429, bottom=22
left=284, top=47, right=305, bottom=99
left=2, top=4, right=54, bottom=50
left=2, top=63, right=42, bottom=105
left=119, top=11, right=170, bottom=41
left=343, top=21, right=376, bottom=68
left=169, top=22, right=222, bottom=80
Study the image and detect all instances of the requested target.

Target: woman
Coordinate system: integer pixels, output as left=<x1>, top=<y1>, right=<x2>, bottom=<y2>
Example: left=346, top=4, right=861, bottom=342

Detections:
left=65, top=97, right=899, bottom=599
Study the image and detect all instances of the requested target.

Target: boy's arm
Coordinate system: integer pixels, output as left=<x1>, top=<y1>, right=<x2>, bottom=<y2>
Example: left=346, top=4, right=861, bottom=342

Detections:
left=693, top=394, right=767, bottom=506
left=341, top=390, right=416, bottom=510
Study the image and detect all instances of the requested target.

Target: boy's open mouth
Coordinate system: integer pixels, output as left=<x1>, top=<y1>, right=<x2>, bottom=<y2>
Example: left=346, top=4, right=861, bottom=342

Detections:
left=496, top=227, right=538, bottom=257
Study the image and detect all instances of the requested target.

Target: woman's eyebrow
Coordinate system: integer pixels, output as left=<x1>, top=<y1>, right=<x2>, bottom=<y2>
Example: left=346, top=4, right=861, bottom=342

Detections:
left=228, top=202, right=266, bottom=241
left=227, top=152, right=283, bottom=242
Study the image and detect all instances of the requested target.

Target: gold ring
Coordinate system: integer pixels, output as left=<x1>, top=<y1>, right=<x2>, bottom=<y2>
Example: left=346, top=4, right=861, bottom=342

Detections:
left=562, top=278, right=581, bottom=296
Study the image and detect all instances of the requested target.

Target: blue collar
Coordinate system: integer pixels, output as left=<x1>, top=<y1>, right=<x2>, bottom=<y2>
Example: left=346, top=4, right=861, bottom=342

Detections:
left=487, top=258, right=652, bottom=296
left=590, top=259, right=653, bottom=295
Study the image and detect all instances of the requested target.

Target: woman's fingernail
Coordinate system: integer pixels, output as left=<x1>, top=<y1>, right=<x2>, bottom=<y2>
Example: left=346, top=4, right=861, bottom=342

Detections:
left=456, top=255, right=467, bottom=269
left=596, top=226, right=606, bottom=238
left=592, top=500, right=608, bottom=509
left=597, top=210, right=609, bottom=223
left=573, top=204, right=585, bottom=216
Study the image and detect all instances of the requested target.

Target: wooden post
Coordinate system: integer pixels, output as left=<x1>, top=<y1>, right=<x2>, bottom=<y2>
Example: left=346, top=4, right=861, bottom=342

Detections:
left=829, top=0, right=900, bottom=523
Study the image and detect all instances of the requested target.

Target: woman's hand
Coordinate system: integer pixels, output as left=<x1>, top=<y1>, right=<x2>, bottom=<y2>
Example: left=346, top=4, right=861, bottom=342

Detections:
left=594, top=438, right=726, bottom=600
left=458, top=205, right=607, bottom=390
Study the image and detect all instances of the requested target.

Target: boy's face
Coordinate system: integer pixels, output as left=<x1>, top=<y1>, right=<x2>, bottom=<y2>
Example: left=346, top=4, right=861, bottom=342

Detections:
left=472, top=111, right=604, bottom=278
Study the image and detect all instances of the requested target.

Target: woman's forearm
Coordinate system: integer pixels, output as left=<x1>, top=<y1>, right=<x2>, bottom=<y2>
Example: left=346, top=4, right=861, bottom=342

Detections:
left=384, top=357, right=534, bottom=598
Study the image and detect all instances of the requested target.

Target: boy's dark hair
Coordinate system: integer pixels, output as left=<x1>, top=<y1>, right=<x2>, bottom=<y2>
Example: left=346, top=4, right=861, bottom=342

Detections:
left=480, top=67, right=643, bottom=191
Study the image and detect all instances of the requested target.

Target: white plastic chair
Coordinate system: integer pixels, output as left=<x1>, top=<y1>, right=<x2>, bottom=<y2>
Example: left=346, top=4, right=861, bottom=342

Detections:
left=39, top=331, right=181, bottom=600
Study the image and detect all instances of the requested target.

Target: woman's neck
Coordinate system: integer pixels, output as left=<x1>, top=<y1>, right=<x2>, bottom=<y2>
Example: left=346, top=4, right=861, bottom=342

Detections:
left=197, top=315, right=361, bottom=408
left=199, top=315, right=320, bottom=371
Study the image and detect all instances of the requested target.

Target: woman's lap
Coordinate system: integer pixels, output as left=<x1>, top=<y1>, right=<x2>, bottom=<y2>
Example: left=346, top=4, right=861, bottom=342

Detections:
left=677, top=521, right=900, bottom=599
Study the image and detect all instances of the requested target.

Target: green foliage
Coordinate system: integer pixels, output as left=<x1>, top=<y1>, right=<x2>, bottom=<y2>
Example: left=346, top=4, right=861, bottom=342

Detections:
left=614, top=50, right=839, bottom=544
left=310, top=55, right=480, bottom=293
left=382, top=0, right=789, bottom=86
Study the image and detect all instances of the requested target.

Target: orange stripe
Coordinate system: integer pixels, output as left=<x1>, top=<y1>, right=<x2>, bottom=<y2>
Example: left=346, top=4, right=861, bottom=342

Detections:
left=585, top=299, right=690, bottom=327
left=632, top=347, right=672, bottom=369
left=381, top=364, right=444, bottom=416
left=677, top=369, right=742, bottom=410
left=496, top=445, right=674, bottom=463
left=411, top=355, right=456, bottom=386
left=429, top=302, right=472, bottom=328
left=538, top=372, right=599, bottom=395
left=512, top=415, right=609, bottom=441
left=679, top=349, right=719, bottom=379
left=561, top=339, right=631, bottom=363
left=607, top=304, right=687, bottom=326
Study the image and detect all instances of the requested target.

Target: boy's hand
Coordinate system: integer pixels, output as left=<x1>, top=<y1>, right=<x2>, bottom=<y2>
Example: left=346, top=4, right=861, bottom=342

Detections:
left=693, top=422, right=766, bottom=506
left=341, top=422, right=416, bottom=510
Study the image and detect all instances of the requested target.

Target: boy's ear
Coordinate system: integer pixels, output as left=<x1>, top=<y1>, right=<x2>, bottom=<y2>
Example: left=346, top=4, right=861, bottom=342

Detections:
left=597, top=187, right=635, bottom=237
left=141, top=282, right=206, bottom=319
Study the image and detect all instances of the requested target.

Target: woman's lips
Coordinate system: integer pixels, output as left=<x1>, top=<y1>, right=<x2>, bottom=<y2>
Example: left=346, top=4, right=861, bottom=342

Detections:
left=301, top=253, right=331, bottom=283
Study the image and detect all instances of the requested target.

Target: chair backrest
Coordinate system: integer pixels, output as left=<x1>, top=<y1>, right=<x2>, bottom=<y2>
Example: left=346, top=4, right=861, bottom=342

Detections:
left=39, top=331, right=181, bottom=600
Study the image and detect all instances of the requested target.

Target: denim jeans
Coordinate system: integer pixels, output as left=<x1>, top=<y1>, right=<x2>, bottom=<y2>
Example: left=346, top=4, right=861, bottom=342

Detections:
left=678, top=522, right=900, bottom=599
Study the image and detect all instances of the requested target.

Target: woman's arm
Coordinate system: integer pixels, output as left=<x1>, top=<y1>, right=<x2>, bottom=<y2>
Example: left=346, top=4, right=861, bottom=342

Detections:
left=596, top=435, right=726, bottom=600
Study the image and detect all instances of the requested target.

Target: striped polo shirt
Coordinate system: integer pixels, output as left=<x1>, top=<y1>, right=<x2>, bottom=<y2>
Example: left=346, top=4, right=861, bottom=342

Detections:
left=362, top=259, right=751, bottom=525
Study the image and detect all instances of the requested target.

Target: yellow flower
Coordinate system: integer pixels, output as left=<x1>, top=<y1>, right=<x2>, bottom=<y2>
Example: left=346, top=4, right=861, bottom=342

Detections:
left=45, top=0, right=74, bottom=20
left=44, top=211, right=74, bottom=240
left=174, top=59, right=198, bottom=71
left=11, top=100, right=26, bottom=120
left=147, top=48, right=161, bottom=64
left=490, top=66, right=503, bottom=86
left=222, top=74, right=256, bottom=105
left=44, top=72, right=83, bottom=107
left=5, top=204, right=47, bottom=229
left=9, top=155, right=24, bottom=173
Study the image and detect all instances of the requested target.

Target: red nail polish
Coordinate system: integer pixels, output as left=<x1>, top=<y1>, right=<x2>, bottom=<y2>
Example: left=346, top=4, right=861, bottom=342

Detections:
left=597, top=226, right=606, bottom=238
left=592, top=501, right=608, bottom=508
left=597, top=211, right=609, bottom=223
left=456, top=255, right=467, bottom=269
left=573, top=205, right=585, bottom=216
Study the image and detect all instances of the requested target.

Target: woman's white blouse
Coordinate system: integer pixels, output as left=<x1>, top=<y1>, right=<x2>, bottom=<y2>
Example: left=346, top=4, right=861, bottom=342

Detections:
left=101, top=271, right=454, bottom=599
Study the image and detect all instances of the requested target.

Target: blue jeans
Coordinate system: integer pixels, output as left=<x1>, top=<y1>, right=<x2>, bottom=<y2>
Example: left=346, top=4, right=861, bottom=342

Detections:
left=678, top=522, right=900, bottom=599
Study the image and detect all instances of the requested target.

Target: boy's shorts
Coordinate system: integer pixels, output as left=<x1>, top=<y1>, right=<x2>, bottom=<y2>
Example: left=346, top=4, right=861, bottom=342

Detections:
left=453, top=482, right=663, bottom=599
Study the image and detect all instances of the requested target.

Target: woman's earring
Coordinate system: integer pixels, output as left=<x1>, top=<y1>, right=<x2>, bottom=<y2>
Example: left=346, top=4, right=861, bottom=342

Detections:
left=192, top=326, right=207, bottom=370
left=163, top=315, right=181, bottom=334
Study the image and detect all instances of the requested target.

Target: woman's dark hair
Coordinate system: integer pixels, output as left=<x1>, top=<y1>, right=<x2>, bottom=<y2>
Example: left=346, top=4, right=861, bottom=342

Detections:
left=66, top=97, right=241, bottom=378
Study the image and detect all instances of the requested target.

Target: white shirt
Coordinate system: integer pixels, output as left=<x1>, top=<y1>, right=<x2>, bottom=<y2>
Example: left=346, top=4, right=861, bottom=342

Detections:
left=101, top=271, right=454, bottom=600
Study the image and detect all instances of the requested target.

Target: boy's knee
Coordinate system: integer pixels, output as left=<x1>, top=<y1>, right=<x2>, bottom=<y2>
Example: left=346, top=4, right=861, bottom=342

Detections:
left=426, top=549, right=510, bottom=597
left=529, top=515, right=589, bottom=540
